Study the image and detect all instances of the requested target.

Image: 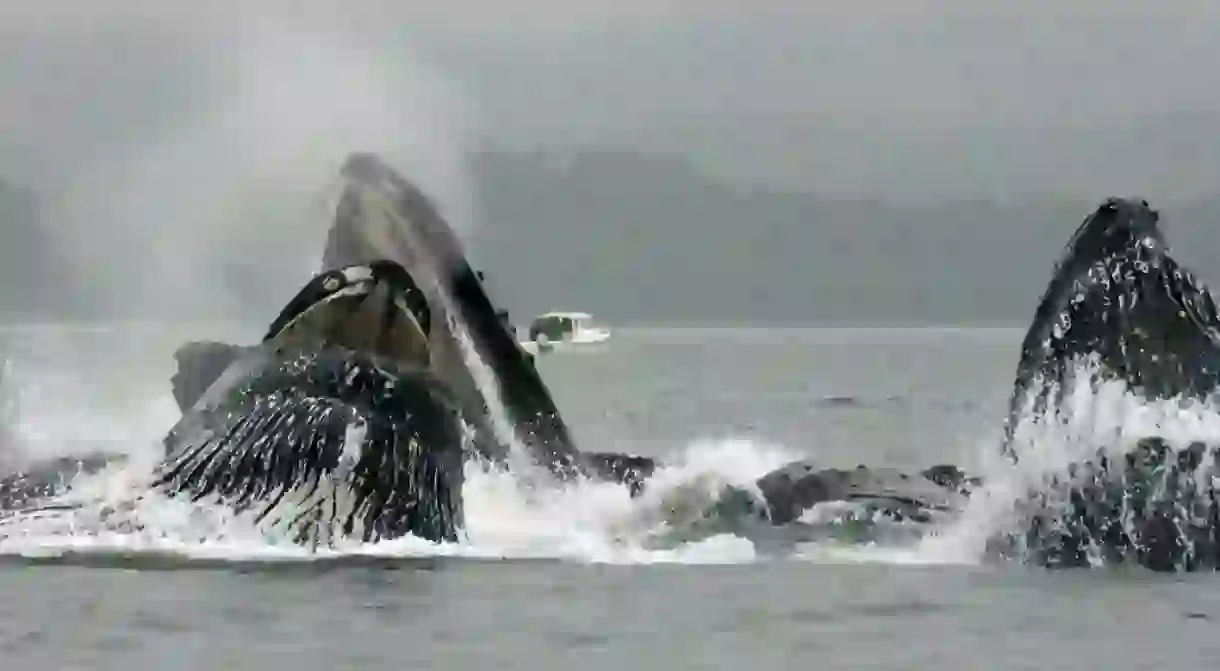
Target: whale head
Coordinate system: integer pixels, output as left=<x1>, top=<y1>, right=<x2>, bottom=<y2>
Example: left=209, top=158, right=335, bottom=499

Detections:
left=1003, top=197, right=1220, bottom=459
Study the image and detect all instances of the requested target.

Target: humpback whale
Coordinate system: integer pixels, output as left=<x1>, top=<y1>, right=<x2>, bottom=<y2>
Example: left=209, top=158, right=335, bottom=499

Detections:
left=149, top=152, right=661, bottom=547
left=994, top=197, right=1220, bottom=570
left=152, top=259, right=468, bottom=545
left=0, top=151, right=957, bottom=549
left=0, top=152, right=663, bottom=547
left=171, top=153, right=594, bottom=483
left=614, top=198, right=1220, bottom=571
left=6, top=158, right=1219, bottom=570
left=1002, top=197, right=1220, bottom=461
left=137, top=195, right=1220, bottom=567
left=683, top=198, right=1220, bottom=568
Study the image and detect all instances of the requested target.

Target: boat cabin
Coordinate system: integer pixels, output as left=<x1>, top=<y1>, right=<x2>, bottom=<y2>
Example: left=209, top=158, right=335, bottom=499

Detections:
left=528, top=311, right=595, bottom=343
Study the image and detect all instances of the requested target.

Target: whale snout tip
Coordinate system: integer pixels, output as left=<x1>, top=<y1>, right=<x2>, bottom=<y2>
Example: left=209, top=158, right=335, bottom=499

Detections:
left=1082, top=196, right=1163, bottom=247
left=1097, top=196, right=1158, bottom=219
left=340, top=151, right=395, bottom=182
left=1098, top=195, right=1155, bottom=212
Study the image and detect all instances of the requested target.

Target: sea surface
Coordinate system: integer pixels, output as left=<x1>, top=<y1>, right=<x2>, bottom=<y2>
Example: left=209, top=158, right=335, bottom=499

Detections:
left=0, top=324, right=1217, bottom=670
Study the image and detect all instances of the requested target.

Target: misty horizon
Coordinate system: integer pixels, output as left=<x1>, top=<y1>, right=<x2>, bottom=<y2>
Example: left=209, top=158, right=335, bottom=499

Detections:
left=6, top=144, right=1220, bottom=327
left=4, top=2, right=1220, bottom=326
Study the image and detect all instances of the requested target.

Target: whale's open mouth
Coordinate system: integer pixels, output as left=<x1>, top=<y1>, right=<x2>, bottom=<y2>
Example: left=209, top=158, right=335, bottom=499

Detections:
left=264, top=259, right=434, bottom=370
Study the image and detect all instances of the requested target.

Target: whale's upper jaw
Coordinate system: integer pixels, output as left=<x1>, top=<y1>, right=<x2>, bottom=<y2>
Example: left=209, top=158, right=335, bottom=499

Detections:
left=322, top=170, right=421, bottom=277
left=1037, top=198, right=1167, bottom=318
left=321, top=152, right=463, bottom=280
left=1064, top=197, right=1166, bottom=262
left=1033, top=198, right=1220, bottom=363
left=1017, top=199, right=1168, bottom=365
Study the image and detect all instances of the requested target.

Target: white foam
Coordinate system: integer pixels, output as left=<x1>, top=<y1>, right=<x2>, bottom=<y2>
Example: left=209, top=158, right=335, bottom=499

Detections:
left=3, top=326, right=1220, bottom=568
left=915, top=366, right=1220, bottom=565
left=0, top=328, right=810, bottom=565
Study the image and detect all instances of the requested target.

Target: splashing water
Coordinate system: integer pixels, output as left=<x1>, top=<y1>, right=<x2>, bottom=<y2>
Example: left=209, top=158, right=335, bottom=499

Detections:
left=0, top=326, right=801, bottom=565
left=443, top=309, right=538, bottom=478
left=3, top=325, right=1220, bottom=569
left=0, top=2, right=837, bottom=567
left=917, top=359, right=1220, bottom=567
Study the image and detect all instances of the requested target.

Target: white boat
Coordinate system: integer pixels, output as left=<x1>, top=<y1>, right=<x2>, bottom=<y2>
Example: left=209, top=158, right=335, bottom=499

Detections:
left=520, top=311, right=611, bottom=354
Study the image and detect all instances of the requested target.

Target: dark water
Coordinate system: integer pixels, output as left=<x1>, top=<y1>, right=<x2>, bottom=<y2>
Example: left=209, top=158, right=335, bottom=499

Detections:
left=1, top=326, right=1217, bottom=670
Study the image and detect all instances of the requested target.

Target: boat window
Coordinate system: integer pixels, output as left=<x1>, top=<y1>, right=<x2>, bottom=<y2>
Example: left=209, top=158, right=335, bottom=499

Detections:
left=529, top=315, right=576, bottom=341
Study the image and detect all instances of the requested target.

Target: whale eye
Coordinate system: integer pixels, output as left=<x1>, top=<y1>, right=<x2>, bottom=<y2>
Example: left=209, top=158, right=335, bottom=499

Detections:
left=323, top=277, right=341, bottom=292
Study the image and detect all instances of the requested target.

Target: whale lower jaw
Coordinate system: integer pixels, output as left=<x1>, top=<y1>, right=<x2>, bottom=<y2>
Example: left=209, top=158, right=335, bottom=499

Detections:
left=160, top=424, right=452, bottom=549
left=240, top=458, right=403, bottom=549
left=154, top=348, right=467, bottom=546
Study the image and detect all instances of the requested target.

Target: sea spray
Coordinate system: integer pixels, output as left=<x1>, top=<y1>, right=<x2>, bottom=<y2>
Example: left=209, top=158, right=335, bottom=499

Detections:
left=916, top=362, right=1220, bottom=567
left=0, top=3, right=479, bottom=467
left=0, top=3, right=478, bottom=327
left=444, top=313, right=540, bottom=476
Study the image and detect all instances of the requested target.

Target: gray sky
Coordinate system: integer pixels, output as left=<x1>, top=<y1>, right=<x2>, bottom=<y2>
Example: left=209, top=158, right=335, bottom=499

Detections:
left=0, top=1, right=481, bottom=321
left=3, top=0, right=1220, bottom=322
left=5, top=1, right=1220, bottom=202
left=404, top=3, right=1220, bottom=202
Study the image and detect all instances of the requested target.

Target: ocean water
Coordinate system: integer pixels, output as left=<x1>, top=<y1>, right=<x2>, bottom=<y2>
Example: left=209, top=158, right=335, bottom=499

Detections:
left=0, top=324, right=1217, bottom=670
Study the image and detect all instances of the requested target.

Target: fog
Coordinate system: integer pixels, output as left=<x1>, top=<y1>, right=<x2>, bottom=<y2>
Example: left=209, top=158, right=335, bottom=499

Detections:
left=0, top=1, right=478, bottom=322
left=3, top=1, right=1220, bottom=323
